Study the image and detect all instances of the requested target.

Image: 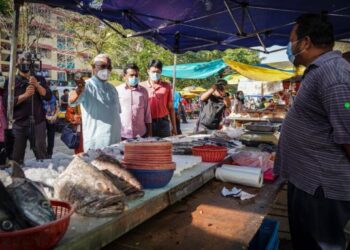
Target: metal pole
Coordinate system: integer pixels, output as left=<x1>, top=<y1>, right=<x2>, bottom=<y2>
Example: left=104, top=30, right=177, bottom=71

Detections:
left=224, top=0, right=243, bottom=35
left=172, top=53, right=177, bottom=95
left=7, top=0, right=21, bottom=129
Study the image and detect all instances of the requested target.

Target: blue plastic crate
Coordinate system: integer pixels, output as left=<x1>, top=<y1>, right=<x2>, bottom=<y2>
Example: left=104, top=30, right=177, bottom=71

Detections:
left=248, top=218, right=280, bottom=250
left=128, top=169, right=174, bottom=189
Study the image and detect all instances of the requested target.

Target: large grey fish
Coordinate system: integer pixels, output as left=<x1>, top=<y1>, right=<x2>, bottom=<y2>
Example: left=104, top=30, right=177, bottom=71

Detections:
left=6, top=161, right=56, bottom=227
left=102, top=170, right=144, bottom=201
left=0, top=180, right=31, bottom=231
left=54, top=156, right=125, bottom=217
left=91, top=154, right=142, bottom=191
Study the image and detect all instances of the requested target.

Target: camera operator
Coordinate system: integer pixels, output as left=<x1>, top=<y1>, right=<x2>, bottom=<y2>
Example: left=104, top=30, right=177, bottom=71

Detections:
left=197, top=79, right=231, bottom=131
left=4, top=52, right=51, bottom=164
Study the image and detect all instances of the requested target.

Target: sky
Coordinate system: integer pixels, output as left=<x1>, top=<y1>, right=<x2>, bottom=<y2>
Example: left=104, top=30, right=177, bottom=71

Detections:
left=257, top=45, right=289, bottom=63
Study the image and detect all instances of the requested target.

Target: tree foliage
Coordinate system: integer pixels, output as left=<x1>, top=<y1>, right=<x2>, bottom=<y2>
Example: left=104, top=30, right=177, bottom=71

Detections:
left=1, top=2, right=261, bottom=92
left=62, top=10, right=261, bottom=89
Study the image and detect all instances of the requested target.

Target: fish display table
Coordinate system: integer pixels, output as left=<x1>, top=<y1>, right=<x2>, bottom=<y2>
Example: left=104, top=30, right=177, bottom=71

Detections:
left=55, top=157, right=283, bottom=250
left=56, top=161, right=220, bottom=250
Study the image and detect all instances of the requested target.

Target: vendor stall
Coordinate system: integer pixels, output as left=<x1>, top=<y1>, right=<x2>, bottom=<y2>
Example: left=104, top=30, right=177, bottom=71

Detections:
left=0, top=128, right=283, bottom=250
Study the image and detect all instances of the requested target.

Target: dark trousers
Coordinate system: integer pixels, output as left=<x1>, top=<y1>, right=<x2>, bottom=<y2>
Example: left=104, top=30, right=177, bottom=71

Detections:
left=175, top=112, right=182, bottom=135
left=12, top=121, right=47, bottom=164
left=152, top=117, right=170, bottom=138
left=0, top=142, right=6, bottom=165
left=180, top=104, right=187, bottom=123
left=288, top=182, right=350, bottom=250
left=46, top=121, right=56, bottom=157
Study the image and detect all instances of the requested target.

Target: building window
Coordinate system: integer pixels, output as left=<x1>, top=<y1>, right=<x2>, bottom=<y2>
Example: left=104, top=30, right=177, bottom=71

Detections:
left=57, top=72, right=66, bottom=81
left=0, top=42, right=11, bottom=51
left=66, top=38, right=74, bottom=51
left=57, top=36, right=65, bottom=50
left=66, top=56, right=75, bottom=69
left=57, top=53, right=66, bottom=68
left=38, top=48, right=51, bottom=59
left=1, top=53, right=10, bottom=62
left=56, top=16, right=65, bottom=32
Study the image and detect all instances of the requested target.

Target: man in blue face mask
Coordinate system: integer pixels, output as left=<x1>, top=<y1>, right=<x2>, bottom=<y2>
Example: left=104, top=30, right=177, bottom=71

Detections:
left=116, top=63, right=152, bottom=139
left=140, top=59, right=177, bottom=138
left=275, top=14, right=350, bottom=249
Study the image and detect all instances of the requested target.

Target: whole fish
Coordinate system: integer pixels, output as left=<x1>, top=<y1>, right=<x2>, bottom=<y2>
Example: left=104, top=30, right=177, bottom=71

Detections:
left=6, top=161, right=56, bottom=227
left=54, top=156, right=125, bottom=217
left=102, top=170, right=144, bottom=201
left=6, top=178, right=56, bottom=226
left=91, top=154, right=142, bottom=190
left=0, top=180, right=31, bottom=231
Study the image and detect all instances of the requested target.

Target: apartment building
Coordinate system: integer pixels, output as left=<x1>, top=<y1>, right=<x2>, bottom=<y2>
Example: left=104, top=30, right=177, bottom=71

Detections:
left=0, top=4, right=92, bottom=85
left=0, top=26, right=10, bottom=77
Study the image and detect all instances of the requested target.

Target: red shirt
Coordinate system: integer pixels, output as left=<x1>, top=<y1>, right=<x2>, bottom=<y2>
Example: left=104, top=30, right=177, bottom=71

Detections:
left=140, top=80, right=173, bottom=119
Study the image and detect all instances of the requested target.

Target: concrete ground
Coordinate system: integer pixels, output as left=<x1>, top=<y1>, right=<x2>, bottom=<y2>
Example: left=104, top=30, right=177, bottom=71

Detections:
left=24, top=119, right=198, bottom=160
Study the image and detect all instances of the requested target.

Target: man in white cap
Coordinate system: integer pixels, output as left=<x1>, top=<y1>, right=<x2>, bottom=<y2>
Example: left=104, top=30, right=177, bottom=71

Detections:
left=69, top=54, right=121, bottom=151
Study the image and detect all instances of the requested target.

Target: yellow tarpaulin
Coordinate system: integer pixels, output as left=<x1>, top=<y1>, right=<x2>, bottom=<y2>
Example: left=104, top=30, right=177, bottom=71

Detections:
left=224, top=59, right=304, bottom=82
left=190, top=87, right=207, bottom=93
left=180, top=91, right=199, bottom=99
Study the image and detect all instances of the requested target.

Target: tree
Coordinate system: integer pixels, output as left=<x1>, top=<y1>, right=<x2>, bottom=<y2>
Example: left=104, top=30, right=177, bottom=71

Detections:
left=59, top=8, right=261, bottom=89
left=0, top=2, right=53, bottom=52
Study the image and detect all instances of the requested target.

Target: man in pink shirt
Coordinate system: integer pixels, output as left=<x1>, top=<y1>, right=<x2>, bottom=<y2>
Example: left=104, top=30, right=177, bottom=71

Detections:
left=117, top=63, right=152, bottom=139
left=140, top=60, right=177, bottom=138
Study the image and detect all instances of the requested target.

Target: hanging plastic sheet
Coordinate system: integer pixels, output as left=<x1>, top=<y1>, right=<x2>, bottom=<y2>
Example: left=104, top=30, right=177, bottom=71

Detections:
left=224, top=59, right=303, bottom=81
left=162, top=59, right=227, bottom=79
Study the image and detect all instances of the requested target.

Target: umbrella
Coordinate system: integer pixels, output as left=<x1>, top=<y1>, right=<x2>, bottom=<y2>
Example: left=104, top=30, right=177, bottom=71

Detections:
left=190, top=87, right=207, bottom=94
left=180, top=91, right=199, bottom=99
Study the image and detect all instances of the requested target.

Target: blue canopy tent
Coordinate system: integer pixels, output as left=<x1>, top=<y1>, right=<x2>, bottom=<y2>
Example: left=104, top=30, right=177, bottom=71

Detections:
left=7, top=0, right=350, bottom=128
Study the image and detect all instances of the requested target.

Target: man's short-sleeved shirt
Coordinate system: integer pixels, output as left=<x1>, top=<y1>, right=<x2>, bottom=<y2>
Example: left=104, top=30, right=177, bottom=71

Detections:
left=69, top=76, right=121, bottom=151
left=274, top=51, right=350, bottom=201
left=173, top=91, right=181, bottom=113
left=140, top=80, right=172, bottom=119
left=116, top=84, right=152, bottom=139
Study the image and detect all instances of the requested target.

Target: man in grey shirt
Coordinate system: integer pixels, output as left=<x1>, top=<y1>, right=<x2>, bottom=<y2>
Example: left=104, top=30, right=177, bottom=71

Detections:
left=275, top=14, right=350, bottom=249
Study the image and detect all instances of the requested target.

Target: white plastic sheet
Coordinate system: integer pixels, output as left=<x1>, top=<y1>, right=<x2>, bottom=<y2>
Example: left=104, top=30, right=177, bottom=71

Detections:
left=215, top=165, right=263, bottom=188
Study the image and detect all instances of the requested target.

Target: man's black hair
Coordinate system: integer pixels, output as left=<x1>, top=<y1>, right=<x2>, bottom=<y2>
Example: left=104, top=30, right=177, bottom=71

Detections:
left=215, top=79, right=227, bottom=85
left=63, top=89, right=69, bottom=93
left=295, top=13, right=334, bottom=48
left=123, top=63, right=139, bottom=75
left=148, top=59, right=163, bottom=70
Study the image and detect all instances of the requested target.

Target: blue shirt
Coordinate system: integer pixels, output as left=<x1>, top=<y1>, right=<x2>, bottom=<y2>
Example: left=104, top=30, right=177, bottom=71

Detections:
left=69, top=76, right=121, bottom=151
left=173, top=91, right=181, bottom=113
left=43, top=95, right=57, bottom=117
left=274, top=51, right=350, bottom=201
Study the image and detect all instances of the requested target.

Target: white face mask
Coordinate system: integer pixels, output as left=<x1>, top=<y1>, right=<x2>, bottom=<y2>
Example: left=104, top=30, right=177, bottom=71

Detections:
left=96, top=69, right=110, bottom=81
left=0, top=76, right=5, bottom=89
left=149, top=72, right=161, bottom=82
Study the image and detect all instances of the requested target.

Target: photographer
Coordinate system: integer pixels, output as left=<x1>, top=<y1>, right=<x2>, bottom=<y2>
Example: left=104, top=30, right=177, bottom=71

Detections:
left=198, top=79, right=231, bottom=131
left=5, top=52, right=51, bottom=164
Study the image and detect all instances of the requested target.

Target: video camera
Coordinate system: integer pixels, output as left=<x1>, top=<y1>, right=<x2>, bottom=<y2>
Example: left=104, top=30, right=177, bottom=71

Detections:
left=18, top=51, right=42, bottom=77
left=215, top=79, right=228, bottom=91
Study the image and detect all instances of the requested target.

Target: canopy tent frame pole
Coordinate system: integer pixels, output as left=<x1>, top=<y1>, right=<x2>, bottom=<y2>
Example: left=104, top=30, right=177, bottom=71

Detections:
left=127, top=6, right=242, bottom=39
left=7, top=0, right=21, bottom=129
left=172, top=32, right=180, bottom=96
left=249, top=4, right=350, bottom=18
left=245, top=7, right=268, bottom=53
left=172, top=54, right=177, bottom=96
left=224, top=0, right=243, bottom=35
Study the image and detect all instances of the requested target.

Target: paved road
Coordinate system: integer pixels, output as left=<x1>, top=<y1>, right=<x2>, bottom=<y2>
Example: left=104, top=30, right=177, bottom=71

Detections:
left=24, top=119, right=198, bottom=160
